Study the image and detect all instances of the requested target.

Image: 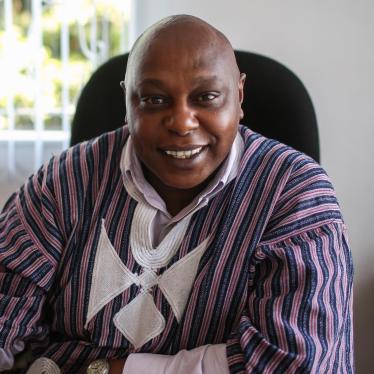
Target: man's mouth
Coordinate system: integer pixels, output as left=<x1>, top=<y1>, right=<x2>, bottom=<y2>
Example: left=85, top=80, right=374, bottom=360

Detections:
left=163, top=146, right=204, bottom=159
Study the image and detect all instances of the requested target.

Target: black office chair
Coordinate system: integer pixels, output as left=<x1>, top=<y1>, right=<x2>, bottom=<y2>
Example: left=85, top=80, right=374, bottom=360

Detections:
left=71, top=51, right=320, bottom=162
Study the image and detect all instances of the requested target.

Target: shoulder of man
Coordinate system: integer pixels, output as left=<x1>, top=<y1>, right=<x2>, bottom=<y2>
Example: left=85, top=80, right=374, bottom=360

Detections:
left=238, top=126, right=343, bottom=242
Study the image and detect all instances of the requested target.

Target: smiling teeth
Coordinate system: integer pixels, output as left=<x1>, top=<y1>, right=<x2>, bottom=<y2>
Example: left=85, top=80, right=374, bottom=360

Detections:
left=165, top=147, right=203, bottom=159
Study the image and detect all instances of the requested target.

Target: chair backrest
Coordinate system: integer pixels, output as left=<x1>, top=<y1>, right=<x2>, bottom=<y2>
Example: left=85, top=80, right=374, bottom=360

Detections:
left=71, top=51, right=320, bottom=162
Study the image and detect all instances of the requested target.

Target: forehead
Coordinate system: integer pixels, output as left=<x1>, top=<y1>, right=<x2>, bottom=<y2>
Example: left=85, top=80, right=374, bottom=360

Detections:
left=127, top=24, right=237, bottom=86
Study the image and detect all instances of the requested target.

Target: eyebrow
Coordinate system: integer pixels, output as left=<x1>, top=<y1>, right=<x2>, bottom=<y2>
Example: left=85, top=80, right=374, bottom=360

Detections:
left=137, top=78, right=165, bottom=88
left=137, top=75, right=222, bottom=88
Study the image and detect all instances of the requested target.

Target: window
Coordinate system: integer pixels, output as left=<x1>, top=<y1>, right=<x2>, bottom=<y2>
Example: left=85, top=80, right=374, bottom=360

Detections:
left=0, top=0, right=133, bottom=195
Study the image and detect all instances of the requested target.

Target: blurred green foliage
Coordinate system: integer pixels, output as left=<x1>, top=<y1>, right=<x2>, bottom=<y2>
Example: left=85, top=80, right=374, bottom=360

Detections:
left=0, top=0, right=128, bottom=131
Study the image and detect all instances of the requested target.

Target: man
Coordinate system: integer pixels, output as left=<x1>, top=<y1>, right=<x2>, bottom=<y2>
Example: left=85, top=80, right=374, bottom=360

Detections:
left=0, top=15, right=353, bottom=374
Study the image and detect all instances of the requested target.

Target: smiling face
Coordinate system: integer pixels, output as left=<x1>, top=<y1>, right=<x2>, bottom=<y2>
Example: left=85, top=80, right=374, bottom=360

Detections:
left=125, top=17, right=245, bottom=196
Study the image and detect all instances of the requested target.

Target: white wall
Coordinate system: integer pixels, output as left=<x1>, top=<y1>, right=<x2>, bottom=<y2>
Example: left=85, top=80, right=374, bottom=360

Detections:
left=134, top=1, right=374, bottom=372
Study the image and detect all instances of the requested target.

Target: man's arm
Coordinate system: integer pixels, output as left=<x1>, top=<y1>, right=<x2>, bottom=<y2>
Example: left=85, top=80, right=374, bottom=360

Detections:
left=226, top=221, right=353, bottom=373
left=0, top=163, right=63, bottom=371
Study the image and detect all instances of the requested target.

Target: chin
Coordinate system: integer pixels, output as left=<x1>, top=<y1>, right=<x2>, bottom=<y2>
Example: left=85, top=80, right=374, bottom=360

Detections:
left=145, top=165, right=212, bottom=194
left=161, top=172, right=212, bottom=191
left=163, top=179, right=203, bottom=191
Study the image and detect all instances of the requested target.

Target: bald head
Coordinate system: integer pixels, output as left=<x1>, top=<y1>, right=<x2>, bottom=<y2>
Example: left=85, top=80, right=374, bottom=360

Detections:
left=124, top=15, right=240, bottom=87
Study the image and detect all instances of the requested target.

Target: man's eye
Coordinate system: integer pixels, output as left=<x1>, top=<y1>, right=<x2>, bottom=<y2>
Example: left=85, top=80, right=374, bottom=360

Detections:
left=141, top=96, right=167, bottom=105
left=197, top=93, right=218, bottom=102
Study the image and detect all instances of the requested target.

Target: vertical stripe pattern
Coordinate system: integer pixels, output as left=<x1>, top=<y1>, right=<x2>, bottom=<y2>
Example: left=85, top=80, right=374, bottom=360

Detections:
left=0, top=125, right=353, bottom=373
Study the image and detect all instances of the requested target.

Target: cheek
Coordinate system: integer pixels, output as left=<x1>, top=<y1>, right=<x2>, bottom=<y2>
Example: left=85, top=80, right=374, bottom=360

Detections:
left=207, top=115, right=238, bottom=149
left=206, top=102, right=239, bottom=129
left=131, top=117, right=158, bottom=143
left=131, top=127, right=164, bottom=174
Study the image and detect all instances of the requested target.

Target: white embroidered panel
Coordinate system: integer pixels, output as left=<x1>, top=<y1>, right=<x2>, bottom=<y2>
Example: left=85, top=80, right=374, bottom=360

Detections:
left=138, top=268, right=159, bottom=291
left=85, top=212, right=211, bottom=348
left=85, top=220, right=138, bottom=327
left=113, top=292, right=165, bottom=349
left=159, top=237, right=210, bottom=322
left=130, top=203, right=192, bottom=269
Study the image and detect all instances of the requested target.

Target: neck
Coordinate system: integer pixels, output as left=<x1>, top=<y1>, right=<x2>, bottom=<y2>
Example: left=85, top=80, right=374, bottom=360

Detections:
left=143, top=167, right=212, bottom=216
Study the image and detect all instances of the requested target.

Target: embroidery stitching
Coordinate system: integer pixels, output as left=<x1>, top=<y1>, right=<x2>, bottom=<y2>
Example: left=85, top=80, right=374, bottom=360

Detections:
left=86, top=207, right=210, bottom=348
left=158, top=237, right=209, bottom=322
left=113, top=292, right=165, bottom=349
left=85, top=220, right=138, bottom=328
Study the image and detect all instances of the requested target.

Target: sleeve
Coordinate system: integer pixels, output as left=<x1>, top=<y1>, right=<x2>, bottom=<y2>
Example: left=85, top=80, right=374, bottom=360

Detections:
left=0, top=343, right=24, bottom=370
left=123, top=344, right=229, bottom=374
left=226, top=222, right=354, bottom=373
left=0, top=162, right=64, bottom=370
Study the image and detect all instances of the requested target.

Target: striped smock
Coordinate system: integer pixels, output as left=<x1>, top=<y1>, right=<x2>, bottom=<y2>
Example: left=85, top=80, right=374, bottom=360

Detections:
left=0, top=125, right=353, bottom=373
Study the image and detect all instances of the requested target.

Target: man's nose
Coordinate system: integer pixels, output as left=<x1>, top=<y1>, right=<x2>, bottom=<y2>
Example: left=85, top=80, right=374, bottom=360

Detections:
left=164, top=102, right=198, bottom=136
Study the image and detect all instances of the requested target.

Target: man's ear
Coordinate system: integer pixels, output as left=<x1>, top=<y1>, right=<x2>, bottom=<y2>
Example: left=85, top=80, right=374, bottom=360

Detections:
left=120, top=80, right=129, bottom=127
left=120, top=80, right=127, bottom=107
left=238, top=73, right=246, bottom=119
left=239, top=73, right=246, bottom=104
left=120, top=80, right=126, bottom=93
